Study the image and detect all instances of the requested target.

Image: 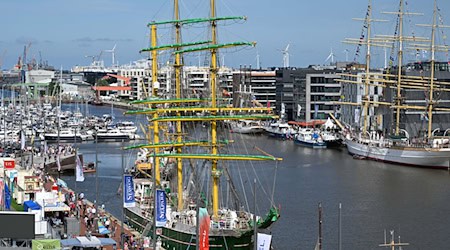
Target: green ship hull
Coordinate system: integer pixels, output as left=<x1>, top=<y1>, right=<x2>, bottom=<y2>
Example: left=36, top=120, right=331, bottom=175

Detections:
left=125, top=208, right=254, bottom=249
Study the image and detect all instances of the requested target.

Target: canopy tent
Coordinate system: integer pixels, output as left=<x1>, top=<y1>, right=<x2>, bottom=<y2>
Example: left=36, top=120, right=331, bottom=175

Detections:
left=23, top=200, right=41, bottom=211
left=60, top=236, right=116, bottom=248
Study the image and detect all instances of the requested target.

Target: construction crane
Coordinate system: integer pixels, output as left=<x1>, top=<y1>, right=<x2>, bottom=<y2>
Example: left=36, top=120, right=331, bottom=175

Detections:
left=85, top=55, right=96, bottom=64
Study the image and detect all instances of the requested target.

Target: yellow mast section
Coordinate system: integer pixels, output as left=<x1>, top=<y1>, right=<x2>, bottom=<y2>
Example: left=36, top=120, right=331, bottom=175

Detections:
left=151, top=23, right=161, bottom=185
left=174, top=0, right=184, bottom=212
left=210, top=0, right=220, bottom=220
left=362, top=0, right=373, bottom=134
left=395, top=0, right=404, bottom=136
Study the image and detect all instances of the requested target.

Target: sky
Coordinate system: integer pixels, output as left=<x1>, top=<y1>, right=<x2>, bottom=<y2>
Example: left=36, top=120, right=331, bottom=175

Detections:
left=1, top=0, right=450, bottom=70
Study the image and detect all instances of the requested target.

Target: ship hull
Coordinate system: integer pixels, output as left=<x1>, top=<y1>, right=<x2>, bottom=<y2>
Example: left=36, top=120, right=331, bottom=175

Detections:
left=125, top=208, right=254, bottom=249
left=95, top=135, right=131, bottom=142
left=294, top=138, right=327, bottom=149
left=44, top=135, right=84, bottom=142
left=346, top=139, right=450, bottom=168
left=231, top=126, right=264, bottom=134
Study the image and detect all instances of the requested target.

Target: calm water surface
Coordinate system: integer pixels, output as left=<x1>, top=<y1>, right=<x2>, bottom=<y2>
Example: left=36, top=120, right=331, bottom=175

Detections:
left=61, top=104, right=450, bottom=249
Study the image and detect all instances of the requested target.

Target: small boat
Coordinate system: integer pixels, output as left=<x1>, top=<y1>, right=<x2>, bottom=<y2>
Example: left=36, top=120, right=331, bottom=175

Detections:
left=116, top=121, right=138, bottom=134
left=294, top=128, right=327, bottom=148
left=230, top=120, right=264, bottom=134
left=264, top=121, right=297, bottom=139
left=95, top=129, right=131, bottom=142
left=43, top=129, right=91, bottom=142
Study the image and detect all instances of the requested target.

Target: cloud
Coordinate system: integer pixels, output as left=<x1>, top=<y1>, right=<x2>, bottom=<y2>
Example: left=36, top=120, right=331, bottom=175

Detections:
left=15, top=37, right=38, bottom=45
left=73, top=37, right=133, bottom=43
left=43, top=40, right=53, bottom=44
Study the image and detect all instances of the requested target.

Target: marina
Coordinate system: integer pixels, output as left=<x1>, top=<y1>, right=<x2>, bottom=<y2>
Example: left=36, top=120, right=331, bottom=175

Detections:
left=1, top=0, right=450, bottom=249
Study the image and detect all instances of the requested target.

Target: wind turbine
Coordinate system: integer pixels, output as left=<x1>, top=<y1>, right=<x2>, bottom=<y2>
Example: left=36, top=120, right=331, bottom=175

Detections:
left=343, top=49, right=349, bottom=62
left=104, top=44, right=117, bottom=66
left=280, top=44, right=290, bottom=68
left=256, top=51, right=261, bottom=69
left=325, top=48, right=336, bottom=64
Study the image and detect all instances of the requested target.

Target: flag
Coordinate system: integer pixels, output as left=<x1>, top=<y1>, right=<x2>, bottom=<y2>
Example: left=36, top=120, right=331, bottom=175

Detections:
left=297, top=104, right=302, bottom=117
left=257, top=233, right=272, bottom=250
left=75, top=155, right=84, bottom=182
left=155, top=189, right=167, bottom=227
left=44, top=141, right=48, bottom=155
left=56, top=154, right=61, bottom=172
left=354, top=108, right=360, bottom=124
left=267, top=101, right=271, bottom=108
left=314, top=104, right=319, bottom=119
left=20, top=130, right=25, bottom=150
left=199, top=207, right=210, bottom=250
left=123, top=175, right=135, bottom=208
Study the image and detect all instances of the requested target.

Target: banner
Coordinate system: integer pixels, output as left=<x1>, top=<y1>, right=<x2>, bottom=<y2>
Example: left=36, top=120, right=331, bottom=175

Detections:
left=257, top=233, right=272, bottom=250
left=32, top=239, right=61, bottom=250
left=75, top=155, right=84, bottom=182
left=0, top=179, right=3, bottom=207
left=4, top=183, right=10, bottom=210
left=123, top=175, right=135, bottom=208
left=155, top=189, right=167, bottom=227
left=4, top=160, right=15, bottom=170
left=199, top=207, right=210, bottom=250
left=281, top=103, right=286, bottom=114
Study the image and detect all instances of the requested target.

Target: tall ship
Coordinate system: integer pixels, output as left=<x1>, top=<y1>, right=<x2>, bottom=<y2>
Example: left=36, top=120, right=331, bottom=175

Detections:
left=339, top=0, right=450, bottom=168
left=124, top=0, right=281, bottom=249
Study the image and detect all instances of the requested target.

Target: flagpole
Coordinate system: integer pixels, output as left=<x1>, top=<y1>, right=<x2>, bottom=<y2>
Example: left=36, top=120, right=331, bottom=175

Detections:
left=338, top=203, right=342, bottom=250
left=74, top=126, right=77, bottom=192
left=120, top=139, right=125, bottom=250
left=152, top=151, right=157, bottom=250
left=253, top=178, right=257, bottom=250
left=319, top=202, right=323, bottom=250
left=95, top=132, right=98, bottom=211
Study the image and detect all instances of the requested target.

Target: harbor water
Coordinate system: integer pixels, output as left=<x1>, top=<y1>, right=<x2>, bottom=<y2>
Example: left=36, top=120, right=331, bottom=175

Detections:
left=61, top=104, right=450, bottom=249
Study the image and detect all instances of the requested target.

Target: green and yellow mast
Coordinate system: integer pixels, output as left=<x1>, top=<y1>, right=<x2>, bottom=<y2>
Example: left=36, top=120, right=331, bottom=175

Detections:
left=174, top=0, right=184, bottom=211
left=210, top=0, right=220, bottom=220
left=150, top=22, right=161, bottom=184
left=127, top=3, right=280, bottom=221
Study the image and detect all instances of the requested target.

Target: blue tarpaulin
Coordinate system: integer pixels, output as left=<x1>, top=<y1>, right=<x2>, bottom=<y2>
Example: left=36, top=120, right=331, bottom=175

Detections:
left=23, top=200, right=41, bottom=211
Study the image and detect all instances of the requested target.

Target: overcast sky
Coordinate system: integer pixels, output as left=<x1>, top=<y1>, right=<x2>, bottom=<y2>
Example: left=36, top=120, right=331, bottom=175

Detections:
left=1, top=0, right=449, bottom=70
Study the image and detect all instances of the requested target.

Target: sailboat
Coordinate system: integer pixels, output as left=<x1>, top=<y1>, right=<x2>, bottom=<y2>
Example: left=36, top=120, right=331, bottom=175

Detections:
left=124, top=0, right=281, bottom=249
left=339, top=0, right=450, bottom=169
